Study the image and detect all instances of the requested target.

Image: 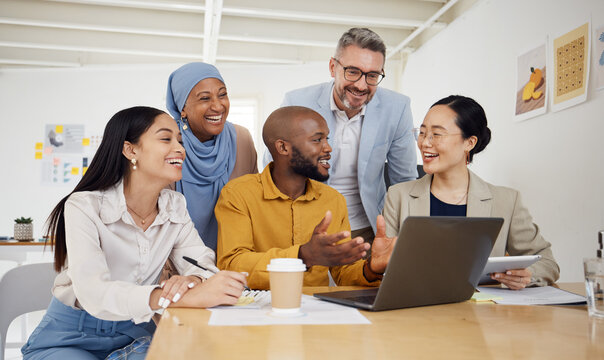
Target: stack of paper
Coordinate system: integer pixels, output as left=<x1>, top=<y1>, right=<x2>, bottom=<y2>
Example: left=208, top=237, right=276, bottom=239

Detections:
left=476, top=286, right=586, bottom=305
left=209, top=293, right=370, bottom=326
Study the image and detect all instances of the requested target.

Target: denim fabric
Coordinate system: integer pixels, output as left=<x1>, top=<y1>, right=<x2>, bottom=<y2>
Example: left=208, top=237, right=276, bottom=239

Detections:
left=105, top=336, right=152, bottom=360
left=22, top=297, right=155, bottom=360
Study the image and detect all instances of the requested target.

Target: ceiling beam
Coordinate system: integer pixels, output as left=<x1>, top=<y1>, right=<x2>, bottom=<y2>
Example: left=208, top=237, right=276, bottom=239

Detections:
left=219, top=34, right=334, bottom=48
left=221, top=8, right=439, bottom=29
left=218, top=55, right=301, bottom=65
left=0, top=58, right=81, bottom=67
left=0, top=40, right=203, bottom=59
left=46, top=0, right=204, bottom=13
left=0, top=41, right=301, bottom=65
left=203, top=0, right=222, bottom=64
left=46, top=0, right=446, bottom=29
left=387, top=0, right=459, bottom=58
left=0, top=17, right=203, bottom=39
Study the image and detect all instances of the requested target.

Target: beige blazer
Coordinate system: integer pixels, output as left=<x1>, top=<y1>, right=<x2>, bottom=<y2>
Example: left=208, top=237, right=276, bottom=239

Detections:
left=383, top=170, right=559, bottom=286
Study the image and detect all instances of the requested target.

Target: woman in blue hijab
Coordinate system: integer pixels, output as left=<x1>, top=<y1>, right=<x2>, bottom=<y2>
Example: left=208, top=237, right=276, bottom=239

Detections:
left=167, top=62, right=257, bottom=251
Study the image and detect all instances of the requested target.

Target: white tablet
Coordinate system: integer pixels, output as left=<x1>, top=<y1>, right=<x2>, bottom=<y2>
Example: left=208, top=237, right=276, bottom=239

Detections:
left=478, top=255, right=541, bottom=285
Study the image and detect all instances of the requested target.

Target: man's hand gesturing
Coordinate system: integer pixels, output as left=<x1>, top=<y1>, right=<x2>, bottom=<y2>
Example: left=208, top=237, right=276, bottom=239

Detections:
left=298, top=211, right=370, bottom=268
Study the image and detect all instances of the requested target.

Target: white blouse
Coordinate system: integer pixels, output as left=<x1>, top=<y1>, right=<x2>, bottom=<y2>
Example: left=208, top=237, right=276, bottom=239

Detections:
left=52, top=180, right=218, bottom=324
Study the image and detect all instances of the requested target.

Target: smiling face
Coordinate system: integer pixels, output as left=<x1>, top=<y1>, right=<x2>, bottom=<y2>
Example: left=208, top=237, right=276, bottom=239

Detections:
left=287, top=114, right=332, bottom=182
left=418, top=105, right=476, bottom=176
left=180, top=77, right=229, bottom=142
left=329, top=45, right=384, bottom=118
left=128, top=113, right=186, bottom=185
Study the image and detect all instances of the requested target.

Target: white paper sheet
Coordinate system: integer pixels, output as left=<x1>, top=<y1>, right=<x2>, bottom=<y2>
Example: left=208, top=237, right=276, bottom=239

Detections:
left=208, top=294, right=371, bottom=326
left=477, top=286, right=586, bottom=305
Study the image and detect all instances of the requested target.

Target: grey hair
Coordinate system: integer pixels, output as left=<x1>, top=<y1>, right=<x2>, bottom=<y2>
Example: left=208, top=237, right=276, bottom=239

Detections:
left=335, top=28, right=386, bottom=60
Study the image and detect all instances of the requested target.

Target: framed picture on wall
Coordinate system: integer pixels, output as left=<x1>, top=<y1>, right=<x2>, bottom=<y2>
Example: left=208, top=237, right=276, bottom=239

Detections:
left=514, top=42, right=547, bottom=122
left=595, top=24, right=604, bottom=91
left=550, top=21, right=591, bottom=112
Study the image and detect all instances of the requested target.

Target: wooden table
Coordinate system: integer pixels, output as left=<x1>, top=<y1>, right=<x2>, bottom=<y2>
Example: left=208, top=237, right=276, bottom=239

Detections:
left=0, top=240, right=48, bottom=246
left=146, top=283, right=604, bottom=359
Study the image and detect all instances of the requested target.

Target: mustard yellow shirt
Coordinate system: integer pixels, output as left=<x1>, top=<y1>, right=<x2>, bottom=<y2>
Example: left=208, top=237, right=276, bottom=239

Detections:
left=216, top=164, right=378, bottom=289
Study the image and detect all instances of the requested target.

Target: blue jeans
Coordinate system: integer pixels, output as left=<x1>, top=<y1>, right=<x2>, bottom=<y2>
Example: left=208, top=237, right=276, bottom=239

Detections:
left=21, top=297, right=155, bottom=360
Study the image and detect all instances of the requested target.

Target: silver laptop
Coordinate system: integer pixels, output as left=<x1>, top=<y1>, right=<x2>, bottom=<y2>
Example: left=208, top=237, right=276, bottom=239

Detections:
left=314, top=216, right=504, bottom=311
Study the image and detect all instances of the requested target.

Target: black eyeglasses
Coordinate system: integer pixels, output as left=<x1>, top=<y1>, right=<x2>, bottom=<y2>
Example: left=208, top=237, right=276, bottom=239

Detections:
left=332, top=58, right=385, bottom=86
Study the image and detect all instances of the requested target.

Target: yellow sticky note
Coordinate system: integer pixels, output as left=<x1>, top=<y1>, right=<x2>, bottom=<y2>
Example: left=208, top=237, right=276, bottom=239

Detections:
left=82, top=167, right=88, bottom=175
left=471, top=292, right=503, bottom=302
left=56, top=125, right=64, bottom=134
left=71, top=167, right=79, bottom=175
left=35, top=142, right=43, bottom=150
left=82, top=138, right=90, bottom=146
left=35, top=152, right=43, bottom=159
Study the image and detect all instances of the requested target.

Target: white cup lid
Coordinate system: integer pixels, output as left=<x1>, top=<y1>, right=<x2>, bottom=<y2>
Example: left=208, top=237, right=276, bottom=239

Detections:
left=267, top=258, right=306, bottom=272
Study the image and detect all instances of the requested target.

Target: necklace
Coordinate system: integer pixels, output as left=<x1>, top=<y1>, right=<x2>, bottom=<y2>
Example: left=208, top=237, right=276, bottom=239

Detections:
left=126, top=204, right=157, bottom=225
left=454, top=191, right=468, bottom=205
left=453, top=180, right=470, bottom=205
left=432, top=182, right=469, bottom=205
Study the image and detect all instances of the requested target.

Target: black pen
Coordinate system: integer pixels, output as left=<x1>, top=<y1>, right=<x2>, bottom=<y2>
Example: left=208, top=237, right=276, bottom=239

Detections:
left=182, top=256, right=250, bottom=290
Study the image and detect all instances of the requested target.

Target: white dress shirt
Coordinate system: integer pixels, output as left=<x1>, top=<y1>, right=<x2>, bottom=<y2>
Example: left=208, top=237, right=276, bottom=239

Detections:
left=53, top=180, right=218, bottom=324
left=329, top=87, right=371, bottom=230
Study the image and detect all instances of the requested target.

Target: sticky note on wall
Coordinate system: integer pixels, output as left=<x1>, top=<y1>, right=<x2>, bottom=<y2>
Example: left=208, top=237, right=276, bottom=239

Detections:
left=82, top=138, right=90, bottom=146
left=35, top=142, right=43, bottom=150
left=35, top=152, right=43, bottom=159
left=55, top=125, right=64, bottom=133
left=71, top=167, right=79, bottom=175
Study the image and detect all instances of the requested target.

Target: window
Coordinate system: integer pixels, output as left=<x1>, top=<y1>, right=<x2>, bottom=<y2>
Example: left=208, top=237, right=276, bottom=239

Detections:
left=228, top=98, right=262, bottom=168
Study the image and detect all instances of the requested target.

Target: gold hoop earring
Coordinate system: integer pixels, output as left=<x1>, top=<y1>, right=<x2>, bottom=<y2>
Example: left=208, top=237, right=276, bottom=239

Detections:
left=131, top=158, right=137, bottom=170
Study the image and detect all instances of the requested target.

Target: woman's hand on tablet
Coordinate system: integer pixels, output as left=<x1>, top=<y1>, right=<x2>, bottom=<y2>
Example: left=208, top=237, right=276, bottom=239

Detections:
left=491, top=268, right=532, bottom=290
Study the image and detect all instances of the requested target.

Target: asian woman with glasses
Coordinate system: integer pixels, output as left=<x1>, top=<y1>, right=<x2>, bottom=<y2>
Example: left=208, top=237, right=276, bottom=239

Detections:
left=383, top=95, right=559, bottom=289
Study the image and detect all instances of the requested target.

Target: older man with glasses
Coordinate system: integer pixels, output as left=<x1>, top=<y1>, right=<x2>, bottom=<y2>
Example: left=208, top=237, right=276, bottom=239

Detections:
left=275, top=27, right=417, bottom=247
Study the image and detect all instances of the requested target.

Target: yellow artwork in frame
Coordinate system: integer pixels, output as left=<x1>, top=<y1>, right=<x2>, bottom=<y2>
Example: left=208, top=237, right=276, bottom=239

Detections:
left=552, top=22, right=590, bottom=111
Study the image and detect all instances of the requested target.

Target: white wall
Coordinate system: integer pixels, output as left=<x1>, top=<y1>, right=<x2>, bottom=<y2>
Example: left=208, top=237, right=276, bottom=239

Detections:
left=5, top=0, right=597, bottom=283
left=0, top=60, right=401, bottom=241
left=402, top=0, right=604, bottom=281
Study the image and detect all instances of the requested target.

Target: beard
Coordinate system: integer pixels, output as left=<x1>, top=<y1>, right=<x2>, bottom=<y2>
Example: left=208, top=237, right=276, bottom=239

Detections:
left=289, top=146, right=329, bottom=182
left=335, top=84, right=372, bottom=111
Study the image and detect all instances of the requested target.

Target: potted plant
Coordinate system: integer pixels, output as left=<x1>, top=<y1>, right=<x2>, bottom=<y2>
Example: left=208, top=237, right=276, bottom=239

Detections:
left=14, top=217, right=34, bottom=241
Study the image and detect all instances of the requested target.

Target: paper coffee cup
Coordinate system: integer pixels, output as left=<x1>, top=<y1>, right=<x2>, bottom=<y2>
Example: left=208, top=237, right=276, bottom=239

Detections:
left=267, top=258, right=306, bottom=313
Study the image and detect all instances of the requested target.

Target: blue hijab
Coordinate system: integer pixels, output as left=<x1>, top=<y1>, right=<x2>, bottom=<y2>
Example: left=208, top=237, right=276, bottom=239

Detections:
left=166, top=62, right=237, bottom=251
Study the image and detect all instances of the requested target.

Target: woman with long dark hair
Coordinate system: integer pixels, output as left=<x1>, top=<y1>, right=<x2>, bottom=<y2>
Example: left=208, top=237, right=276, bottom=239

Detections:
left=383, top=95, right=559, bottom=289
left=22, top=106, right=247, bottom=360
